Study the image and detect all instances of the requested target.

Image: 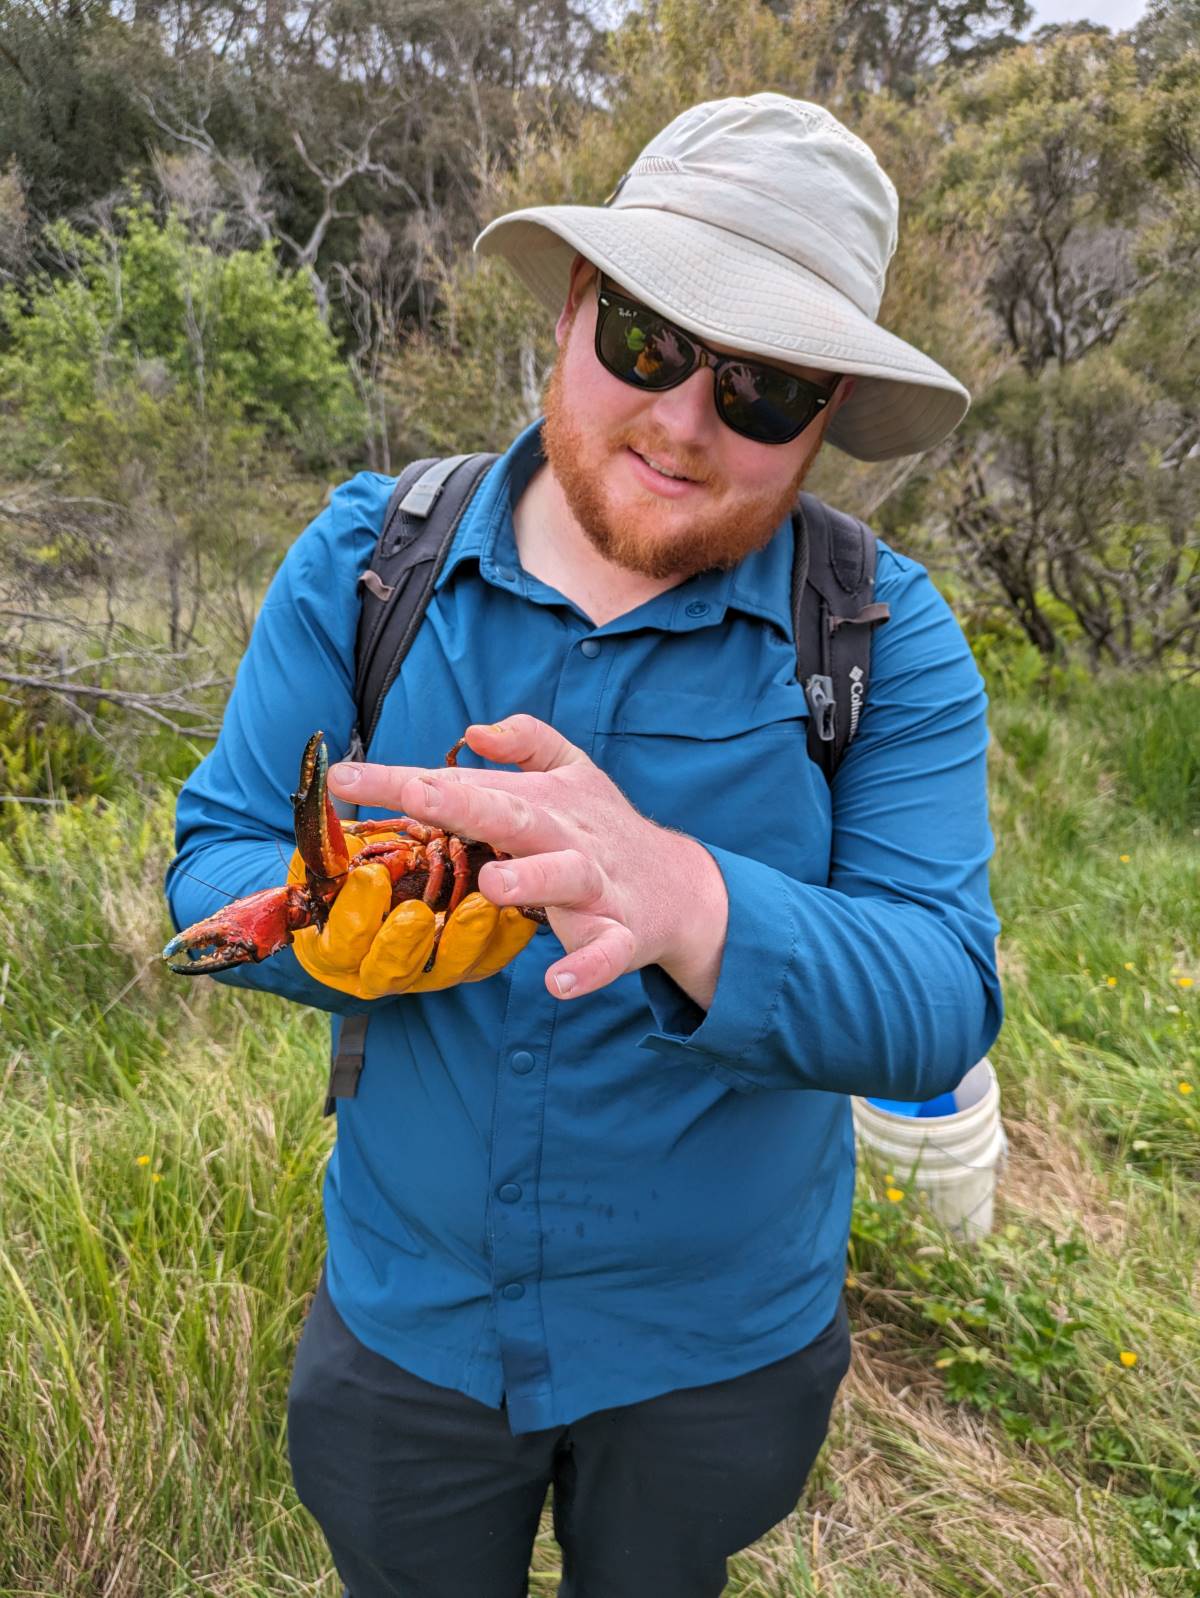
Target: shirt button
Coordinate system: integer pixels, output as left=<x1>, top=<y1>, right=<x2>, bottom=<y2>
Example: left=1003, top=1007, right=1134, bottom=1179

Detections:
left=497, top=1183, right=523, bottom=1204
left=685, top=600, right=710, bottom=618
left=501, top=1282, right=525, bottom=1301
left=510, top=1049, right=535, bottom=1074
left=580, top=638, right=601, bottom=658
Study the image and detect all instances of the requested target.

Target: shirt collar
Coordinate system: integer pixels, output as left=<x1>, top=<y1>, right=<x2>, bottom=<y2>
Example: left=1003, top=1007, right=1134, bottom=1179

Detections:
left=436, top=418, right=795, bottom=642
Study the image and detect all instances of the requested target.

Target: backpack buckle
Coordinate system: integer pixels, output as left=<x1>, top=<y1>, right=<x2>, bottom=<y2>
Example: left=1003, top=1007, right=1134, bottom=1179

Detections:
left=804, top=675, right=836, bottom=743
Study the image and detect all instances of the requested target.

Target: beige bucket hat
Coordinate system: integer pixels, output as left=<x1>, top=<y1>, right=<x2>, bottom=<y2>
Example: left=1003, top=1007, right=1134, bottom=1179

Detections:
left=474, top=93, right=969, bottom=462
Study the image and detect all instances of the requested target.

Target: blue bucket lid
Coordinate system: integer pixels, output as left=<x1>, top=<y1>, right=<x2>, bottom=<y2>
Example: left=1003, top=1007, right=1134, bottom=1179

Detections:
left=866, top=1090, right=959, bottom=1118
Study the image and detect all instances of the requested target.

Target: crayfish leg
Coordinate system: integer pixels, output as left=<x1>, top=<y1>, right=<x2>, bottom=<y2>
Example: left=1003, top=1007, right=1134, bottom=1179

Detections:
left=445, top=835, right=472, bottom=915
left=422, top=911, right=448, bottom=974
left=422, top=835, right=447, bottom=908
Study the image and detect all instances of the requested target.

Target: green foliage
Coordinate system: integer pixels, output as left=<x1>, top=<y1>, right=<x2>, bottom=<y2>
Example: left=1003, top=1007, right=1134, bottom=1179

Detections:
left=389, top=258, right=555, bottom=457
left=604, top=0, right=836, bottom=124
left=0, top=791, right=333, bottom=1594
left=0, top=200, right=363, bottom=472
left=0, top=693, right=122, bottom=828
left=843, top=665, right=1200, bottom=1585
left=0, top=2, right=150, bottom=220
left=918, top=33, right=1200, bottom=667
left=1104, top=676, right=1200, bottom=833
left=851, top=1179, right=1199, bottom=1579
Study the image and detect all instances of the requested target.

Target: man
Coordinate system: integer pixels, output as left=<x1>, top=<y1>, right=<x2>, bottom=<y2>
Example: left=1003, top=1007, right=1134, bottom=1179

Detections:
left=167, top=93, right=1002, bottom=1598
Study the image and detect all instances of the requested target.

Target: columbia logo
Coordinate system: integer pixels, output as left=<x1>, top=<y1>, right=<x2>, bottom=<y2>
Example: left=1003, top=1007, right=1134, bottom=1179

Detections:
left=848, top=664, right=866, bottom=738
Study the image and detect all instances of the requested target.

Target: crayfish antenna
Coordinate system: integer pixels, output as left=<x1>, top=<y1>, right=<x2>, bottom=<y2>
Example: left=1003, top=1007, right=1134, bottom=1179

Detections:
left=292, top=731, right=351, bottom=886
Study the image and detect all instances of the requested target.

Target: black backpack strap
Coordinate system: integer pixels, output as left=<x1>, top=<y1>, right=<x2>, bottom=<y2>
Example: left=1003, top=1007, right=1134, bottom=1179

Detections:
left=792, top=492, right=891, bottom=785
left=348, top=452, right=500, bottom=766
left=324, top=1013, right=369, bottom=1117
left=323, top=451, right=499, bottom=1118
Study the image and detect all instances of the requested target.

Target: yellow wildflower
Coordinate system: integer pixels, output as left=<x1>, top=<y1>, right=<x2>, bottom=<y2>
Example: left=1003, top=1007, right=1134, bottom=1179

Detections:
left=1119, top=854, right=1131, bottom=863
left=1179, top=1082, right=1193, bottom=1096
left=1179, top=977, right=1194, bottom=989
left=1105, top=976, right=1117, bottom=987
left=885, top=1186, right=905, bottom=1203
left=151, top=1172, right=163, bottom=1183
left=1124, top=962, right=1134, bottom=971
left=135, top=1154, right=151, bottom=1167
left=1119, top=1350, right=1138, bottom=1368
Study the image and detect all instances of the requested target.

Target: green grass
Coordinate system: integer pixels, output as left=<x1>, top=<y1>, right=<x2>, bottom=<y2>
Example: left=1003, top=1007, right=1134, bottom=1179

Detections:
left=0, top=672, right=1197, bottom=1596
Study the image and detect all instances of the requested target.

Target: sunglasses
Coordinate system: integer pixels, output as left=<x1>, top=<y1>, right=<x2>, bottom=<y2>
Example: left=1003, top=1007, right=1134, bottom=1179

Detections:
left=594, top=277, right=840, bottom=446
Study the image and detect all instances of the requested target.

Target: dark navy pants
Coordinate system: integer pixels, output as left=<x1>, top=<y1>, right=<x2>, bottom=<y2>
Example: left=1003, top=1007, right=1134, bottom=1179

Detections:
left=287, top=1268, right=851, bottom=1598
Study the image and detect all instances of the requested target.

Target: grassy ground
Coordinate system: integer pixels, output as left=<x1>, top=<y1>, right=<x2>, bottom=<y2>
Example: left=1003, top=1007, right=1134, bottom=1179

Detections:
left=1, top=670, right=1197, bottom=1597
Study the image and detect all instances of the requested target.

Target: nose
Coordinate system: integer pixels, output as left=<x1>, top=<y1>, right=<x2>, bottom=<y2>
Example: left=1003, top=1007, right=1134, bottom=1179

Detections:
left=645, top=366, right=719, bottom=447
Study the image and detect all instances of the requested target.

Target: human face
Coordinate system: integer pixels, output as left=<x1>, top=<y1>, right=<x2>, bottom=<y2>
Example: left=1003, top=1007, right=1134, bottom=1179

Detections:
left=540, top=260, right=851, bottom=582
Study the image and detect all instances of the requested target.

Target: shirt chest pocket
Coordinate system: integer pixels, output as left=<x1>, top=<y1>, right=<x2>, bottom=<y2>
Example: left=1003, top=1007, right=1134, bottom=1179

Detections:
left=601, top=685, right=829, bottom=874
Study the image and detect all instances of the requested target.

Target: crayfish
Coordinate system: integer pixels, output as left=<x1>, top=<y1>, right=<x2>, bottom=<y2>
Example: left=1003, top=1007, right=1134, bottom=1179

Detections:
left=163, top=730, right=545, bottom=976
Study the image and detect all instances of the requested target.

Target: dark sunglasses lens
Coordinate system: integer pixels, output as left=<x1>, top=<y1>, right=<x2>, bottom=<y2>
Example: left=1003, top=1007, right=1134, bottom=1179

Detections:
left=596, top=294, right=694, bottom=390
left=716, top=363, right=819, bottom=444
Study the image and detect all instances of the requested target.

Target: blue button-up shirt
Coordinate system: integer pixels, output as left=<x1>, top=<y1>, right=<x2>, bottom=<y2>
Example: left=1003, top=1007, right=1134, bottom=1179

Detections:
left=167, top=419, right=1002, bottom=1434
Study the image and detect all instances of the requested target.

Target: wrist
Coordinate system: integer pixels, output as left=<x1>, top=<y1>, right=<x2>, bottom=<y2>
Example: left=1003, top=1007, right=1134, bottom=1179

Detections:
left=656, top=835, right=728, bottom=1008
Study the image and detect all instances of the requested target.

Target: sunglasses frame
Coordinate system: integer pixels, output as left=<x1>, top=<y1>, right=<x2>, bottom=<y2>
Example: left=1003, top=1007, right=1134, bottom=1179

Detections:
left=593, top=277, right=840, bottom=446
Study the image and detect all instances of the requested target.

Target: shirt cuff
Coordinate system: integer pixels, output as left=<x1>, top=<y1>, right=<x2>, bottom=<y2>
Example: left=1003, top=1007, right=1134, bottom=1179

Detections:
left=637, top=844, right=797, bottom=1091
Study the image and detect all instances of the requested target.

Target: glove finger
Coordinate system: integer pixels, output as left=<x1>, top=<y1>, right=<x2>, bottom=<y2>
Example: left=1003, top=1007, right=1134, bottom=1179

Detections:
left=460, top=907, right=540, bottom=982
left=406, top=897, right=539, bottom=992
left=289, top=950, right=370, bottom=999
left=405, top=893, right=502, bottom=993
left=292, top=913, right=372, bottom=997
left=442, top=894, right=538, bottom=981
left=358, top=899, right=438, bottom=998
left=300, top=862, right=393, bottom=976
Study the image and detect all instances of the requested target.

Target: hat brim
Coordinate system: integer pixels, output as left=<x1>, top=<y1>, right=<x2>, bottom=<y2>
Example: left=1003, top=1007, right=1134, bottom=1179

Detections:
left=474, top=205, right=969, bottom=463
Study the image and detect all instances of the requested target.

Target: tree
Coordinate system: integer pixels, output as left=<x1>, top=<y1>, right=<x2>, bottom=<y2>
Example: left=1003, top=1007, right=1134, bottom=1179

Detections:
left=0, top=1, right=151, bottom=218
left=923, top=33, right=1200, bottom=666
left=763, top=0, right=1035, bottom=99
left=0, top=199, right=364, bottom=648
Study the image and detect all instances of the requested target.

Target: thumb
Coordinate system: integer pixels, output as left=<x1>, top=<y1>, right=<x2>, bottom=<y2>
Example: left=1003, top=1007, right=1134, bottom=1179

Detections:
left=465, top=714, right=587, bottom=773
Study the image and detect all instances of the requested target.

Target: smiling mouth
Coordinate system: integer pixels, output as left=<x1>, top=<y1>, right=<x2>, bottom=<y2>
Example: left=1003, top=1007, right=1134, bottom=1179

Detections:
left=630, top=448, right=700, bottom=484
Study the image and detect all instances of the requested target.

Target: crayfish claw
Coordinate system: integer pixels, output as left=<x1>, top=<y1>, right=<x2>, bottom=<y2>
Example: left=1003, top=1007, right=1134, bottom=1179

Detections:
left=292, top=731, right=351, bottom=885
left=163, top=926, right=259, bottom=976
left=163, top=882, right=311, bottom=975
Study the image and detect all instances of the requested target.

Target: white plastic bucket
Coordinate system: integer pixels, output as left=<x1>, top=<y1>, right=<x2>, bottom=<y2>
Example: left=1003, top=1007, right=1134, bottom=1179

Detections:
left=851, top=1058, right=1007, bottom=1243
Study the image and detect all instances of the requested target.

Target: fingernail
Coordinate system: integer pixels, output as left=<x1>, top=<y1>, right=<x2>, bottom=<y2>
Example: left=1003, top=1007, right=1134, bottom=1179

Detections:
left=554, top=972, right=577, bottom=996
left=330, top=763, right=360, bottom=786
left=494, top=865, right=516, bottom=894
left=491, top=721, right=508, bottom=734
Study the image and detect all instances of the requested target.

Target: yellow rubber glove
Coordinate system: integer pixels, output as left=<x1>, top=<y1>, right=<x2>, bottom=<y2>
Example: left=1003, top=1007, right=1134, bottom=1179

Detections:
left=289, top=834, right=538, bottom=999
